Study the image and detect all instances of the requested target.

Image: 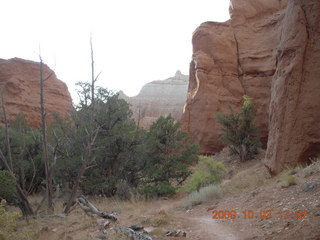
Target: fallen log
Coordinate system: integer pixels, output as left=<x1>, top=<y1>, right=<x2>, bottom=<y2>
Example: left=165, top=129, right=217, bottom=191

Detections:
left=165, top=229, right=187, bottom=237
left=76, top=196, right=118, bottom=221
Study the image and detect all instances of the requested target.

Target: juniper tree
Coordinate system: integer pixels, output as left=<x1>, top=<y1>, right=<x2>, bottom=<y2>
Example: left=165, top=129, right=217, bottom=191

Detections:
left=216, top=95, right=260, bottom=162
left=141, top=115, right=199, bottom=197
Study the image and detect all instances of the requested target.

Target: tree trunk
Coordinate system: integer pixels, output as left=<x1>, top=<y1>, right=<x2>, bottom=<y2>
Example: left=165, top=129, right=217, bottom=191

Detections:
left=16, top=183, right=34, bottom=216
left=40, top=57, right=54, bottom=213
left=18, top=152, right=26, bottom=192
left=63, top=158, right=87, bottom=214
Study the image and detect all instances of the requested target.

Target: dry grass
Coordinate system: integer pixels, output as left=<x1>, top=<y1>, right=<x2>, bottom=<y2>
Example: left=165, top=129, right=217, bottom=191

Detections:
left=221, top=157, right=320, bottom=196
left=302, top=158, right=320, bottom=178
left=16, top=157, right=320, bottom=240
left=21, top=207, right=97, bottom=240
left=221, top=161, right=272, bottom=195
left=16, top=196, right=174, bottom=240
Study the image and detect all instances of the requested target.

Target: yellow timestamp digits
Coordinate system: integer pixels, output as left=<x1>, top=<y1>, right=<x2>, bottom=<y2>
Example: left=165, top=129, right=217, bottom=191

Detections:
left=211, top=210, right=308, bottom=220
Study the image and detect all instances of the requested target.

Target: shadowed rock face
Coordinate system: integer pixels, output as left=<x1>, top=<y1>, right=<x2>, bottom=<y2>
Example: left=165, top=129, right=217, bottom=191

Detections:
left=0, top=58, right=73, bottom=128
left=265, top=0, right=320, bottom=174
left=182, top=0, right=320, bottom=173
left=119, top=71, right=188, bottom=128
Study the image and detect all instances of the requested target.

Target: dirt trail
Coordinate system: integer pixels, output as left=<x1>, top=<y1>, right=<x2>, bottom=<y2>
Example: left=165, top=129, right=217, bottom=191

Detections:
left=192, top=216, right=238, bottom=240
left=166, top=207, right=241, bottom=240
left=154, top=198, right=241, bottom=240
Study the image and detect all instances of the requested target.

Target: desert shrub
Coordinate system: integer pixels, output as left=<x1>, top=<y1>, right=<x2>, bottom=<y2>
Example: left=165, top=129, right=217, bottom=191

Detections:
left=0, top=171, right=16, bottom=204
left=180, top=184, right=222, bottom=209
left=281, top=174, right=297, bottom=188
left=288, top=165, right=303, bottom=175
left=115, top=181, right=133, bottom=200
left=139, top=181, right=176, bottom=199
left=0, top=199, right=32, bottom=240
left=0, top=114, right=44, bottom=195
left=81, top=173, right=117, bottom=197
left=216, top=95, right=260, bottom=162
left=302, top=158, right=320, bottom=178
left=186, top=156, right=226, bottom=192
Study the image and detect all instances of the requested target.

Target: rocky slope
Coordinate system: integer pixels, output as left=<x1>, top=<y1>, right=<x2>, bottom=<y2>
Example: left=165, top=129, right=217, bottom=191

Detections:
left=0, top=58, right=73, bottom=128
left=182, top=0, right=320, bottom=173
left=120, top=71, right=188, bottom=128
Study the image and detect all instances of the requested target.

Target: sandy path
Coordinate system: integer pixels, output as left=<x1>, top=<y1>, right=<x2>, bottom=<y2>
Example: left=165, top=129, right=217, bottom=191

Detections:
left=154, top=199, right=241, bottom=240
left=170, top=210, right=240, bottom=240
left=193, top=216, right=238, bottom=240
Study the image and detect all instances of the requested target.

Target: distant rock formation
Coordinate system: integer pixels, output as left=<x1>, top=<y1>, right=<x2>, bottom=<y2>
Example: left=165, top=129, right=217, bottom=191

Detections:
left=0, top=58, right=73, bottom=128
left=182, top=0, right=320, bottom=173
left=120, top=71, right=188, bottom=128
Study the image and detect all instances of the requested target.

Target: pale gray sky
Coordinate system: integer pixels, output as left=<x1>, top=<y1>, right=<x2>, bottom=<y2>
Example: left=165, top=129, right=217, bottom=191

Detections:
left=1, top=0, right=230, bottom=100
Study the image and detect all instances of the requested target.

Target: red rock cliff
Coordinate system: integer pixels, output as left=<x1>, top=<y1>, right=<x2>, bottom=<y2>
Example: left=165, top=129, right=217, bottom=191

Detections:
left=0, top=58, right=73, bottom=128
left=182, top=0, right=320, bottom=173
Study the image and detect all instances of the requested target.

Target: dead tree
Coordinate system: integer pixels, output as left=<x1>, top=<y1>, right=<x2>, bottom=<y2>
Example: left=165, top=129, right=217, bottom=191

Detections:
left=39, top=56, right=55, bottom=213
left=64, top=36, right=100, bottom=214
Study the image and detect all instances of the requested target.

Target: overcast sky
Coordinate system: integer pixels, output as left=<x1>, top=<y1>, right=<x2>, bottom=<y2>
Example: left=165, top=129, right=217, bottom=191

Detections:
left=1, top=0, right=230, bottom=101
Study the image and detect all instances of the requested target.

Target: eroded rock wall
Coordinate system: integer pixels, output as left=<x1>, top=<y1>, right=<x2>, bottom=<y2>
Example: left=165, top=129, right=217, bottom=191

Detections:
left=182, top=0, right=320, bottom=173
left=183, top=22, right=244, bottom=153
left=0, top=58, right=73, bottom=128
left=265, top=0, right=320, bottom=173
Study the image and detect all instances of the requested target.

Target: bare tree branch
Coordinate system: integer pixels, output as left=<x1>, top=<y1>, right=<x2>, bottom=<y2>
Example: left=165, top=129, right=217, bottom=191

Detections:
left=39, top=55, right=54, bottom=213
left=27, top=151, right=37, bottom=194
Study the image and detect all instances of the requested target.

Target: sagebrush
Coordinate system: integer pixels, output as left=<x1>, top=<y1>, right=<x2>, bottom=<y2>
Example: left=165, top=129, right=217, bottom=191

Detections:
left=181, top=185, right=222, bottom=209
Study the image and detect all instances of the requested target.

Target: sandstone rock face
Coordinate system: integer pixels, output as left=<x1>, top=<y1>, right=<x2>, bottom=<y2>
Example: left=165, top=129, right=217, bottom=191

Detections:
left=183, top=22, right=244, bottom=153
left=265, top=0, right=320, bottom=173
left=120, top=71, right=188, bottom=128
left=182, top=0, right=320, bottom=173
left=0, top=58, right=73, bottom=128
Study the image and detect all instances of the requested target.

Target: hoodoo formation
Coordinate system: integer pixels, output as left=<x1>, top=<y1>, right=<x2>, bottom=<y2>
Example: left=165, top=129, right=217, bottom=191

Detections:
left=182, top=0, right=320, bottom=173
left=120, top=71, right=189, bottom=128
left=0, top=58, right=73, bottom=128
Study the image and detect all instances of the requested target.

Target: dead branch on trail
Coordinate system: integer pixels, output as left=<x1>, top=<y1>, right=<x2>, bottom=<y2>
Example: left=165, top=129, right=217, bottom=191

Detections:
left=76, top=196, right=118, bottom=221
left=115, top=226, right=153, bottom=240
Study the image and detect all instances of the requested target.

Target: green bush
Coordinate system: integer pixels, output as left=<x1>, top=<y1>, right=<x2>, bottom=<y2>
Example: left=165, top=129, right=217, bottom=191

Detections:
left=115, top=181, right=133, bottom=201
left=139, top=182, right=176, bottom=199
left=0, top=199, right=32, bottom=240
left=141, top=115, right=199, bottom=198
left=180, top=185, right=222, bottom=209
left=186, top=156, right=226, bottom=192
left=0, top=171, right=16, bottom=204
left=216, top=95, right=260, bottom=162
left=81, top=173, right=117, bottom=197
left=281, top=174, right=297, bottom=188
